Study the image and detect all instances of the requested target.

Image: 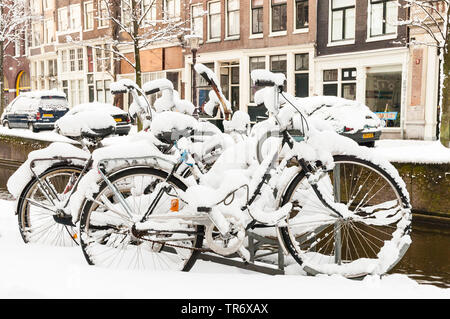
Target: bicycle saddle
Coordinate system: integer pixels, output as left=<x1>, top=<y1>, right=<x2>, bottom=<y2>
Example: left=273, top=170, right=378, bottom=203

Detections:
left=80, top=125, right=116, bottom=140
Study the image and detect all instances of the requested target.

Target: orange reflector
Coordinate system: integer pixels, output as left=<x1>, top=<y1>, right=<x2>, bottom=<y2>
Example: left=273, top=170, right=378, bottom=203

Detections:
left=170, top=199, right=179, bottom=212
left=73, top=233, right=78, bottom=239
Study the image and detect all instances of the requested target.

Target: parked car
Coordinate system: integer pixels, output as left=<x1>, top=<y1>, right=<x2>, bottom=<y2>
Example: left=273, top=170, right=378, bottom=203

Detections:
left=55, top=102, right=132, bottom=136
left=253, top=90, right=381, bottom=147
left=1, top=90, right=69, bottom=132
left=293, top=96, right=382, bottom=147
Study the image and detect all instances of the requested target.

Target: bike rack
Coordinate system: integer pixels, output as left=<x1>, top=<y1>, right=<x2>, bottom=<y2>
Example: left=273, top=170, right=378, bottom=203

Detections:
left=198, top=230, right=286, bottom=276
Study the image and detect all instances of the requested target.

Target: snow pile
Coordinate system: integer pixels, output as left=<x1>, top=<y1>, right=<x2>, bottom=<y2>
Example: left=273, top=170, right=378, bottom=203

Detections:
left=20, top=89, right=66, bottom=99
left=142, top=78, right=174, bottom=94
left=55, top=103, right=121, bottom=138
left=373, top=140, right=450, bottom=164
left=251, top=69, right=286, bottom=87
left=295, top=96, right=381, bottom=133
left=110, top=79, right=140, bottom=93
left=223, top=111, right=250, bottom=133
left=6, top=142, right=89, bottom=199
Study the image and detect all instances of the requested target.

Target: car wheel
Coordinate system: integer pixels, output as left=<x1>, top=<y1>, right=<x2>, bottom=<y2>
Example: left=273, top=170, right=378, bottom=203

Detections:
left=28, top=123, right=37, bottom=133
left=3, top=121, right=10, bottom=129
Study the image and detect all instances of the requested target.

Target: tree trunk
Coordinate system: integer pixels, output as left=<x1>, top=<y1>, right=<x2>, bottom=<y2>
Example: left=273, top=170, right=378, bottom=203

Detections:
left=0, top=41, right=4, bottom=116
left=439, top=46, right=450, bottom=147
left=132, top=0, right=143, bottom=131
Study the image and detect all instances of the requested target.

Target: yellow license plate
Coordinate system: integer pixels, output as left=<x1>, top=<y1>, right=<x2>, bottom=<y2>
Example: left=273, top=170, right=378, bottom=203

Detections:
left=43, top=114, right=54, bottom=118
left=363, top=133, right=374, bottom=139
left=114, top=118, right=122, bottom=122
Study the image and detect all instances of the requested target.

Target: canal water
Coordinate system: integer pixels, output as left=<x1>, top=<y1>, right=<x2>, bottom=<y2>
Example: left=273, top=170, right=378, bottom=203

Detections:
left=0, top=189, right=448, bottom=288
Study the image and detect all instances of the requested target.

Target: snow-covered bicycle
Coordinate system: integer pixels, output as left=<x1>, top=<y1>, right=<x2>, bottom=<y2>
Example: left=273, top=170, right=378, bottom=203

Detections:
left=76, top=70, right=412, bottom=278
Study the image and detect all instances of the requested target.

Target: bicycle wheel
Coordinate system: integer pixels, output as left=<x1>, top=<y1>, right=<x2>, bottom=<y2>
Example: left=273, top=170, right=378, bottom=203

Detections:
left=279, top=155, right=412, bottom=278
left=79, top=167, right=204, bottom=272
left=18, top=165, right=83, bottom=246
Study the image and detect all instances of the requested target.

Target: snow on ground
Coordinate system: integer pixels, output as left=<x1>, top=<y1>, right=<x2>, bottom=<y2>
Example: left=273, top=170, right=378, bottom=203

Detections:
left=374, top=139, right=450, bottom=164
left=0, top=199, right=448, bottom=299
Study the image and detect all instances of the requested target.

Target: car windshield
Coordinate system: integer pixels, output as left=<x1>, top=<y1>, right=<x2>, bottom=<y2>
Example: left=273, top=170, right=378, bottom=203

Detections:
left=39, top=97, right=69, bottom=111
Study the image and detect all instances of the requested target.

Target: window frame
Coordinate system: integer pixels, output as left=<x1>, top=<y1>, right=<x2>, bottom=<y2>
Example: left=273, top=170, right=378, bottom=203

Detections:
left=294, top=0, right=309, bottom=31
left=294, top=53, right=309, bottom=97
left=271, top=0, right=287, bottom=34
left=84, top=1, right=95, bottom=31
left=329, top=0, right=356, bottom=43
left=207, top=1, right=221, bottom=41
left=251, top=0, right=264, bottom=35
left=226, top=0, right=240, bottom=38
left=191, top=3, right=204, bottom=40
left=368, top=0, right=398, bottom=40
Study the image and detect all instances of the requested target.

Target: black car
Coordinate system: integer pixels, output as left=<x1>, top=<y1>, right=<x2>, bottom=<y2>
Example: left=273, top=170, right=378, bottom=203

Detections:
left=1, top=90, right=69, bottom=132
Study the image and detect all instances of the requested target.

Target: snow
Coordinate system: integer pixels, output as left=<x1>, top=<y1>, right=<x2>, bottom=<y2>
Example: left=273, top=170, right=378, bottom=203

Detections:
left=0, top=199, right=447, bottom=298
left=20, top=89, right=66, bottom=99
left=373, top=139, right=450, bottom=164
left=251, top=69, right=286, bottom=87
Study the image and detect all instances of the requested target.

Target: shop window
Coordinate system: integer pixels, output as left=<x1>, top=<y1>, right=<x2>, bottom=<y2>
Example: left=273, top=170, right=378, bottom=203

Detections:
left=366, top=69, right=402, bottom=127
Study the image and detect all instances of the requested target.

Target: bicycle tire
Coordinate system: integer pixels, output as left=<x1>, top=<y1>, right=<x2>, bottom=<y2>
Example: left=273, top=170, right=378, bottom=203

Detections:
left=79, top=167, right=204, bottom=272
left=279, top=155, right=411, bottom=278
left=17, top=165, right=84, bottom=246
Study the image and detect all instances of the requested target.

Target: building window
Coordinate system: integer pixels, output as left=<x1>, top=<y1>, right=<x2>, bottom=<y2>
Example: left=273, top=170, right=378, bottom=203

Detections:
left=270, top=55, right=287, bottom=90
left=96, top=48, right=103, bottom=72
left=98, top=0, right=109, bottom=27
left=78, top=79, right=85, bottom=105
left=341, top=67, right=356, bottom=100
left=220, top=62, right=240, bottom=112
left=70, top=4, right=81, bottom=30
left=271, top=0, right=287, bottom=33
left=96, top=79, right=112, bottom=103
left=191, top=4, right=204, bottom=39
left=295, top=0, right=309, bottom=29
left=58, top=7, right=69, bottom=31
left=249, top=56, right=265, bottom=102
left=48, top=59, right=57, bottom=76
left=32, top=23, right=41, bottom=47
left=84, top=2, right=94, bottom=30
left=323, top=69, right=338, bottom=96
left=69, top=49, right=76, bottom=72
left=77, top=48, right=84, bottom=71
left=61, top=51, right=68, bottom=73
left=369, top=0, right=397, bottom=37
left=208, top=1, right=221, bottom=40
left=165, top=0, right=180, bottom=19
left=43, top=20, right=53, bottom=44
left=142, top=0, right=157, bottom=25
left=322, top=68, right=357, bottom=100
left=251, top=0, right=263, bottom=34
left=330, top=0, right=355, bottom=42
left=366, top=68, right=402, bottom=127
left=226, top=0, right=240, bottom=37
left=295, top=53, right=309, bottom=97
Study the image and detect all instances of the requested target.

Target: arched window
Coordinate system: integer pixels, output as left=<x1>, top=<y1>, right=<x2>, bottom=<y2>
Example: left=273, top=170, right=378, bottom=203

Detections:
left=16, top=71, right=31, bottom=96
